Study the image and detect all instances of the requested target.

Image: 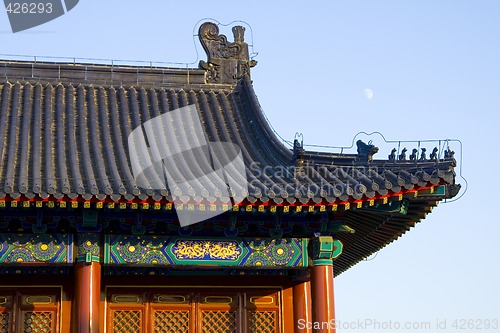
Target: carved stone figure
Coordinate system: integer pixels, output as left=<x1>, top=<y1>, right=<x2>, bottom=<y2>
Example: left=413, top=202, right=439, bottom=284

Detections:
left=356, top=140, right=379, bottom=162
left=409, top=148, right=418, bottom=161
left=419, top=148, right=427, bottom=160
left=444, top=149, right=455, bottom=159
left=388, top=148, right=397, bottom=161
left=198, top=22, right=257, bottom=84
left=291, top=139, right=305, bottom=163
left=430, top=147, right=438, bottom=160
left=399, top=148, right=407, bottom=161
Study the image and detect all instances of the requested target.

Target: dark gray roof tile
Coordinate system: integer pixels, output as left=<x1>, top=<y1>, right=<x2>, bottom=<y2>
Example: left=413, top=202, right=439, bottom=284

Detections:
left=0, top=60, right=457, bottom=207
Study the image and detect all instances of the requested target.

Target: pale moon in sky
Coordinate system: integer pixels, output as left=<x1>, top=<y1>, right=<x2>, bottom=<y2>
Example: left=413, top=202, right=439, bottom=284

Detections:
left=364, top=88, right=374, bottom=100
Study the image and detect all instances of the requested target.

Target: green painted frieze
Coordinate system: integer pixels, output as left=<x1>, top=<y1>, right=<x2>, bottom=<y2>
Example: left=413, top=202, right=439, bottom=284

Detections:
left=104, top=235, right=308, bottom=268
left=0, top=233, right=73, bottom=264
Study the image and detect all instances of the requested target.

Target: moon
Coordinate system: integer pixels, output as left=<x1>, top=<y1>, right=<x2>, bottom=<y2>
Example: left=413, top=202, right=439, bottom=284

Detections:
left=364, top=88, right=374, bottom=100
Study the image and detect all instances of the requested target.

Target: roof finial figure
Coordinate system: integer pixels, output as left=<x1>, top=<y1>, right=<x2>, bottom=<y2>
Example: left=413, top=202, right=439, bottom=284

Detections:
left=409, top=148, right=418, bottom=161
left=232, top=25, right=245, bottom=43
left=292, top=138, right=305, bottom=163
left=430, top=147, right=438, bottom=160
left=399, top=148, right=407, bottom=161
left=419, top=147, right=427, bottom=160
left=356, top=140, right=379, bottom=162
left=199, top=22, right=257, bottom=84
left=444, top=149, right=455, bottom=159
left=388, top=148, right=397, bottom=161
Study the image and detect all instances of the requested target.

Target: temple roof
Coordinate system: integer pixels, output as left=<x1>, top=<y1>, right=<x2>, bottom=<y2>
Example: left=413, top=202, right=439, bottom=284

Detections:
left=0, top=22, right=460, bottom=275
left=0, top=64, right=458, bottom=205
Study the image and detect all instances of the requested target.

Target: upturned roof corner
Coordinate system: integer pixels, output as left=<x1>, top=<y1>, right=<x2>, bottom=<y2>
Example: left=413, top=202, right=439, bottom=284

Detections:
left=198, top=22, right=257, bottom=84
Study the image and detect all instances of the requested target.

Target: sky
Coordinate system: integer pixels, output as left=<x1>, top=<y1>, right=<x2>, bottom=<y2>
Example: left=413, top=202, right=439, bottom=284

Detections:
left=2, top=1, right=500, bottom=332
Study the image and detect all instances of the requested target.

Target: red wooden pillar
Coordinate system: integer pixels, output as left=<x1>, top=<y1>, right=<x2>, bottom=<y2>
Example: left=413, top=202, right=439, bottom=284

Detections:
left=73, top=233, right=101, bottom=333
left=311, top=263, right=335, bottom=333
left=309, top=236, right=343, bottom=333
left=294, top=280, right=313, bottom=333
left=74, top=262, right=101, bottom=333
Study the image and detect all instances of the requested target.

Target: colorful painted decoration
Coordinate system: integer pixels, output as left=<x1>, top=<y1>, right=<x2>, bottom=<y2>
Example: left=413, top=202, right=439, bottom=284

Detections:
left=76, top=233, right=101, bottom=263
left=0, top=234, right=73, bottom=264
left=172, top=240, right=242, bottom=260
left=104, top=235, right=308, bottom=268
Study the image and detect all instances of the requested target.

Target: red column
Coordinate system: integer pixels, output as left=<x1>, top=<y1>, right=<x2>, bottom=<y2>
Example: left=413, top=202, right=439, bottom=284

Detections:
left=311, top=262, right=336, bottom=333
left=294, top=280, right=313, bottom=333
left=73, top=262, right=101, bottom=333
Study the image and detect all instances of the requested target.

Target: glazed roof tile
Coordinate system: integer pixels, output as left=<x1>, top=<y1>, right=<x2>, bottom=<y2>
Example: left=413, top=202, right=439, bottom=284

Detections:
left=0, top=72, right=457, bottom=205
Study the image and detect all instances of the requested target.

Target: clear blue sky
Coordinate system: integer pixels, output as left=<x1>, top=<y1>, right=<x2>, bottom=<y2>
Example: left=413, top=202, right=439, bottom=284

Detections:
left=2, top=1, right=499, bottom=332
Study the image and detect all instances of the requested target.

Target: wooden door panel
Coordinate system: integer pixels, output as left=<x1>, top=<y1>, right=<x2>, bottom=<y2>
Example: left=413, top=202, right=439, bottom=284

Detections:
left=106, top=288, right=281, bottom=333
left=245, top=291, right=280, bottom=333
left=0, top=287, right=61, bottom=333
left=197, top=291, right=240, bottom=333
left=0, top=293, right=14, bottom=333
left=150, top=291, right=194, bottom=333
left=0, top=310, right=12, bottom=333
left=109, top=308, right=144, bottom=333
left=107, top=291, right=146, bottom=333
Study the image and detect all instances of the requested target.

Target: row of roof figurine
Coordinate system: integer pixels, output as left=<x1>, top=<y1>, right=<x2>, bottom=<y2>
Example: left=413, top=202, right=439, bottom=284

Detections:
left=355, top=140, right=455, bottom=163
left=388, top=147, right=455, bottom=161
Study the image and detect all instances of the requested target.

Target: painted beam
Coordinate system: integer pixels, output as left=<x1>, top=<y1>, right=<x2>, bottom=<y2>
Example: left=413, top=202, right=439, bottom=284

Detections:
left=417, top=185, right=446, bottom=197
left=0, top=233, right=73, bottom=264
left=104, top=235, right=308, bottom=268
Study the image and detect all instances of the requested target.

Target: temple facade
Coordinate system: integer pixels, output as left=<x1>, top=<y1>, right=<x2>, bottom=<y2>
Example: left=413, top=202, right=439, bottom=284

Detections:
left=0, top=22, right=459, bottom=333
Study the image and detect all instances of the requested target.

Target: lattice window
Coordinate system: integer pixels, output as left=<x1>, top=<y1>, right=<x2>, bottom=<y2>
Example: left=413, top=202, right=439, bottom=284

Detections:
left=112, top=310, right=142, bottom=333
left=0, top=312, right=10, bottom=333
left=248, top=311, right=276, bottom=333
left=154, top=310, right=189, bottom=333
left=23, top=311, right=53, bottom=333
left=201, top=310, right=236, bottom=333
